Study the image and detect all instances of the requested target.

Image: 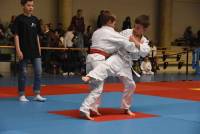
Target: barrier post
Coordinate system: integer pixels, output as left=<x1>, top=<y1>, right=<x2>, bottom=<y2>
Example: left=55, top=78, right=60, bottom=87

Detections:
left=185, top=48, right=189, bottom=75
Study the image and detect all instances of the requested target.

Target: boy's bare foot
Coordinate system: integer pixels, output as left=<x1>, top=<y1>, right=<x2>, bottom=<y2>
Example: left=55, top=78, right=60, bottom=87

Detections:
left=82, top=76, right=91, bottom=83
left=95, top=110, right=101, bottom=116
left=80, top=111, right=94, bottom=120
left=91, top=109, right=101, bottom=116
left=124, top=109, right=135, bottom=116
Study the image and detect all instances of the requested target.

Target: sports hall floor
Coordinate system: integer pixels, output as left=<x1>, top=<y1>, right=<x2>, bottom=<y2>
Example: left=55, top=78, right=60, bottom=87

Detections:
left=0, top=73, right=200, bottom=134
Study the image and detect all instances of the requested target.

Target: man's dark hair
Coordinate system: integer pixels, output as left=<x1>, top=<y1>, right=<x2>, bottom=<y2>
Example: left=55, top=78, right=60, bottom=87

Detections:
left=134, top=15, right=150, bottom=28
left=101, top=10, right=116, bottom=26
left=21, top=0, right=34, bottom=6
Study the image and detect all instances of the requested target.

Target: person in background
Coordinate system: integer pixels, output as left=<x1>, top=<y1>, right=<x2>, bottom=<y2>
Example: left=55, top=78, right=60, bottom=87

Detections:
left=183, top=26, right=194, bottom=46
left=84, top=25, right=93, bottom=52
left=96, top=10, right=105, bottom=28
left=122, top=16, right=132, bottom=30
left=141, top=56, right=154, bottom=75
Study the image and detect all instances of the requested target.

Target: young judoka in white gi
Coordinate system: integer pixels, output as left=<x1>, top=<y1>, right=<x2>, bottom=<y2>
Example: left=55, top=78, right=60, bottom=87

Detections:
left=80, top=11, right=137, bottom=120
left=87, top=11, right=135, bottom=76
left=81, top=15, right=151, bottom=120
left=141, top=56, right=154, bottom=75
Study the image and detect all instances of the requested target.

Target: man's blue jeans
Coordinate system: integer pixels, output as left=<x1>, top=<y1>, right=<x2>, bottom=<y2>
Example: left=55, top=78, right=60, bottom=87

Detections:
left=18, top=58, right=42, bottom=96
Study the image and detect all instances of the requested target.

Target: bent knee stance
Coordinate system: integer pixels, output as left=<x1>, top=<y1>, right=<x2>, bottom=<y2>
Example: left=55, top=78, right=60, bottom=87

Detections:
left=124, top=79, right=136, bottom=90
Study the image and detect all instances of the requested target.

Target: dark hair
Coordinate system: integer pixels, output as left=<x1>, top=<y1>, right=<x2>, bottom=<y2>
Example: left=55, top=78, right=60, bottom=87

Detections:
left=21, top=0, right=34, bottom=6
left=87, top=25, right=92, bottom=32
left=44, top=24, right=50, bottom=29
left=100, top=10, right=104, bottom=14
left=101, top=10, right=116, bottom=26
left=125, top=16, right=131, bottom=21
left=77, top=9, right=83, bottom=13
left=67, top=25, right=74, bottom=31
left=134, top=15, right=150, bottom=28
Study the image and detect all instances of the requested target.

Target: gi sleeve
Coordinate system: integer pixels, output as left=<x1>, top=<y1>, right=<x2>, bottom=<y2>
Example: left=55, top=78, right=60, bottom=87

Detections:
left=104, top=30, right=134, bottom=51
left=139, top=38, right=150, bottom=57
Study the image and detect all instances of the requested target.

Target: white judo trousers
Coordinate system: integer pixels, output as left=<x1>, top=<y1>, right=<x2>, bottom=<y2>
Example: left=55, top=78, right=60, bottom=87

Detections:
left=85, top=53, right=136, bottom=111
left=80, top=53, right=105, bottom=114
left=80, top=55, right=136, bottom=115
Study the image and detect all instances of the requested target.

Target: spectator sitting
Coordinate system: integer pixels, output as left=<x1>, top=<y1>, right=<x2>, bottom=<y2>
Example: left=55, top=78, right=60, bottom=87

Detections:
left=84, top=25, right=93, bottom=50
left=61, top=26, right=84, bottom=76
left=40, top=24, right=54, bottom=47
left=50, top=30, right=62, bottom=47
left=45, top=30, right=63, bottom=74
left=0, top=19, right=5, bottom=33
left=183, top=26, right=195, bottom=46
left=0, top=20, right=5, bottom=42
left=8, top=15, right=16, bottom=29
left=38, top=19, right=44, bottom=32
left=70, top=9, right=85, bottom=56
left=55, top=22, right=65, bottom=36
left=196, top=30, right=200, bottom=45
left=40, top=24, right=55, bottom=72
left=3, top=15, right=16, bottom=44
left=140, top=56, right=154, bottom=75
left=149, top=41, right=159, bottom=72
left=61, top=26, right=75, bottom=48
left=4, top=27, right=13, bottom=44
left=48, top=23, right=54, bottom=32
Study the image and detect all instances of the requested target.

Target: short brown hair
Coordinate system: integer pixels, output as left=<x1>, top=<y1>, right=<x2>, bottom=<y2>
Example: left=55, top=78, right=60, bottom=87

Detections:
left=134, top=15, right=150, bottom=28
left=101, top=10, right=116, bottom=26
left=21, top=0, right=34, bottom=6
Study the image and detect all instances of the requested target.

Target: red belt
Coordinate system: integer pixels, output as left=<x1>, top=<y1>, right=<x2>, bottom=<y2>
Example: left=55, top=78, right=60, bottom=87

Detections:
left=89, top=48, right=111, bottom=58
